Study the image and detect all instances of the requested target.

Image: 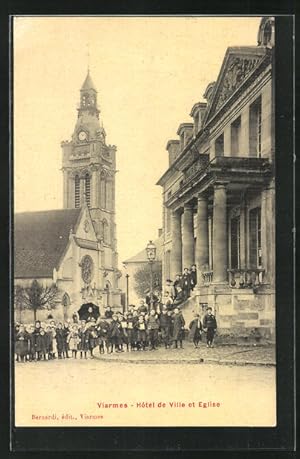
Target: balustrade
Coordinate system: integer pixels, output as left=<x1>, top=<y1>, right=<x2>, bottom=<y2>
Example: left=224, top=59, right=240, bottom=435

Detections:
left=228, top=268, right=265, bottom=289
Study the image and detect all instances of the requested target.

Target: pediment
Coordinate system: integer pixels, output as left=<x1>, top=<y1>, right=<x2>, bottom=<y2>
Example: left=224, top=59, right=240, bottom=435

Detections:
left=205, top=47, right=267, bottom=123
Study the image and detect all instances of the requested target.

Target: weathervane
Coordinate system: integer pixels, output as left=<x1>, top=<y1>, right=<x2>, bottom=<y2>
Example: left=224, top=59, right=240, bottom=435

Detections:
left=86, top=42, right=90, bottom=73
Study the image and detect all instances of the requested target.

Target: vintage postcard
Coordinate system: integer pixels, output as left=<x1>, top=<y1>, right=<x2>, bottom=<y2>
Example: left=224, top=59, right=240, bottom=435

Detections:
left=13, top=15, right=277, bottom=429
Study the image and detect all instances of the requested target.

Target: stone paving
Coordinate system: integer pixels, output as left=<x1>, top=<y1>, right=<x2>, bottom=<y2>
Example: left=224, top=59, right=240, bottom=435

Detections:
left=97, top=342, right=276, bottom=366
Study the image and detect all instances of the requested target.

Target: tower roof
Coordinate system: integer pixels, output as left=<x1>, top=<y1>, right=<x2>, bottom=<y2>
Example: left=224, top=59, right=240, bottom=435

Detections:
left=81, top=70, right=97, bottom=92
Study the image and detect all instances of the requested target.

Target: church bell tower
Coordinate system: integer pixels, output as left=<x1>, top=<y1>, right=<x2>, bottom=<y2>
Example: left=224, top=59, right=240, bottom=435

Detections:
left=61, top=70, right=120, bottom=298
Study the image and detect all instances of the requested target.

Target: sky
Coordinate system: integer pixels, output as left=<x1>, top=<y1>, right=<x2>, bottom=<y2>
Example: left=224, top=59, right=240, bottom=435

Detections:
left=14, top=16, right=261, bottom=263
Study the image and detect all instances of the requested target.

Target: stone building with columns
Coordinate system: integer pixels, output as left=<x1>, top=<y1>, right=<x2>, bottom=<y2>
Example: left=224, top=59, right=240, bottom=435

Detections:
left=157, top=17, right=275, bottom=339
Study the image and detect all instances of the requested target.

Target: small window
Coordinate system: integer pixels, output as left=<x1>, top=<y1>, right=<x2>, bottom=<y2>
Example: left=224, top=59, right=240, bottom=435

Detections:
left=215, top=133, right=224, bottom=157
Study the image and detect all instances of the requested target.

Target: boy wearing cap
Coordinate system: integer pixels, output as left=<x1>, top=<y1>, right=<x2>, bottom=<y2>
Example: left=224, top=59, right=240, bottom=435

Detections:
left=203, top=307, right=217, bottom=348
left=188, top=313, right=203, bottom=348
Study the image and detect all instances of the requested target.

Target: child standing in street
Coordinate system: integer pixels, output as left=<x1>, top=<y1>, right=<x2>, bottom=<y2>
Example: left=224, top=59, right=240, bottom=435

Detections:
left=159, top=306, right=172, bottom=349
left=137, top=315, right=147, bottom=351
left=172, top=307, right=185, bottom=349
left=15, top=325, right=29, bottom=363
left=188, top=313, right=203, bottom=348
left=203, top=307, right=217, bottom=348
left=45, top=325, right=53, bottom=359
left=36, top=328, right=47, bottom=360
left=126, top=312, right=135, bottom=351
left=68, top=324, right=81, bottom=358
left=96, top=317, right=110, bottom=354
left=147, top=310, right=160, bottom=350
left=55, top=323, right=65, bottom=359
left=78, top=321, right=88, bottom=359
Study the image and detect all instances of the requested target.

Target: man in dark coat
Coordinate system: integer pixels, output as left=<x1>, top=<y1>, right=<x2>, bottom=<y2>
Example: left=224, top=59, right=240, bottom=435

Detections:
left=182, top=268, right=192, bottom=300
left=203, top=307, right=217, bottom=347
left=173, top=274, right=182, bottom=298
left=188, top=313, right=203, bottom=348
left=172, top=307, right=185, bottom=349
left=190, top=264, right=197, bottom=290
left=147, top=310, right=160, bottom=350
left=173, top=286, right=185, bottom=306
left=159, top=306, right=172, bottom=349
left=138, top=300, right=148, bottom=314
left=104, top=306, right=113, bottom=319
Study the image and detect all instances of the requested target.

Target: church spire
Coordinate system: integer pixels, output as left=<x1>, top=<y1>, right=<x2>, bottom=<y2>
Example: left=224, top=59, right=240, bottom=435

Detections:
left=79, top=69, right=99, bottom=116
left=81, top=70, right=97, bottom=92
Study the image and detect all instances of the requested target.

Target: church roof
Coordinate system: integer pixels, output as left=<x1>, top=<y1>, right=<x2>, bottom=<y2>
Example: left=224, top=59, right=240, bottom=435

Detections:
left=123, top=236, right=163, bottom=264
left=14, top=208, right=81, bottom=278
left=81, top=71, right=97, bottom=92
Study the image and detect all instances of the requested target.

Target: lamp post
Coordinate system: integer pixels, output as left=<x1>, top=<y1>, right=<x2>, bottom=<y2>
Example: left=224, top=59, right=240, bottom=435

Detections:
left=125, top=274, right=130, bottom=313
left=146, top=240, right=157, bottom=313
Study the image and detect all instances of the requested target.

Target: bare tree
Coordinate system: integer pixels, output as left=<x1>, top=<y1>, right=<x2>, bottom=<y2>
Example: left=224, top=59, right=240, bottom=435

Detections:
left=133, top=262, right=162, bottom=299
left=14, top=279, right=58, bottom=322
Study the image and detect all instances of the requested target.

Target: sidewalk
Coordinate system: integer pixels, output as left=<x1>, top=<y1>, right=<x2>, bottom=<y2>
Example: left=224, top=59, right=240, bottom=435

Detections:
left=97, top=343, right=276, bottom=367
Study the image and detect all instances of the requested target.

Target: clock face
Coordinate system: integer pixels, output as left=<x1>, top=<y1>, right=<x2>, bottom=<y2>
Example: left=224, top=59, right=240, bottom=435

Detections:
left=78, top=130, right=87, bottom=141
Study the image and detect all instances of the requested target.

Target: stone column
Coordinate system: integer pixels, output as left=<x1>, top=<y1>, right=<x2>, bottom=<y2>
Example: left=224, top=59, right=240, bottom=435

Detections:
left=170, top=210, right=182, bottom=280
left=212, top=184, right=228, bottom=283
left=195, top=193, right=209, bottom=281
left=182, top=203, right=195, bottom=269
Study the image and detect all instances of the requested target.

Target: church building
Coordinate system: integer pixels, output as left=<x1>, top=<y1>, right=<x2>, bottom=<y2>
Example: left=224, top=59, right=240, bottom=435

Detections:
left=14, top=71, right=122, bottom=322
left=157, top=17, right=275, bottom=339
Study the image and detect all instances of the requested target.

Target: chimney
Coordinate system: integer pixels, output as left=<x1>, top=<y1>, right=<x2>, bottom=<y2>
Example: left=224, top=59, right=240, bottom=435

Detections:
left=177, top=123, right=194, bottom=151
left=166, top=140, right=180, bottom=166
left=158, top=228, right=163, bottom=237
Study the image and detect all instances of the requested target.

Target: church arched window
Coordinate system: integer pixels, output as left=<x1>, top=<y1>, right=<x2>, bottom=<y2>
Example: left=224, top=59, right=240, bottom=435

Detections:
left=85, top=173, right=91, bottom=207
left=100, top=171, right=106, bottom=208
left=75, top=175, right=80, bottom=208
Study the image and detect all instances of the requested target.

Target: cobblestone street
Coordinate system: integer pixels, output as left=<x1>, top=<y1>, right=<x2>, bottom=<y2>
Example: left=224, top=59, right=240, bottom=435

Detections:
left=97, top=342, right=276, bottom=366
left=15, top=344, right=276, bottom=427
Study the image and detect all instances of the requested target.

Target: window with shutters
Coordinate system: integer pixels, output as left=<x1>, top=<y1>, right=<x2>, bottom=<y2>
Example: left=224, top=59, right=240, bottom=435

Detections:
left=230, top=216, right=241, bottom=269
left=249, top=207, right=262, bottom=268
left=75, top=175, right=80, bottom=208
left=85, top=173, right=91, bottom=207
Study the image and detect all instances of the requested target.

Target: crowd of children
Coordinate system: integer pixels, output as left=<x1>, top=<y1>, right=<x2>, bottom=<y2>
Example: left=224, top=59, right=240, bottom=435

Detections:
left=14, top=296, right=217, bottom=363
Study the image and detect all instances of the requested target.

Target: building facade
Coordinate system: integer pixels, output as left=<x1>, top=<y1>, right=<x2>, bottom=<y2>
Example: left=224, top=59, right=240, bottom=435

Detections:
left=15, top=71, right=122, bottom=322
left=157, top=17, right=275, bottom=339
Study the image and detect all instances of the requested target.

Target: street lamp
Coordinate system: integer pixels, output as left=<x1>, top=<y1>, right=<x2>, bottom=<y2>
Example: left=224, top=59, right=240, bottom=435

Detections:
left=125, top=274, right=130, bottom=313
left=146, top=240, right=157, bottom=313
